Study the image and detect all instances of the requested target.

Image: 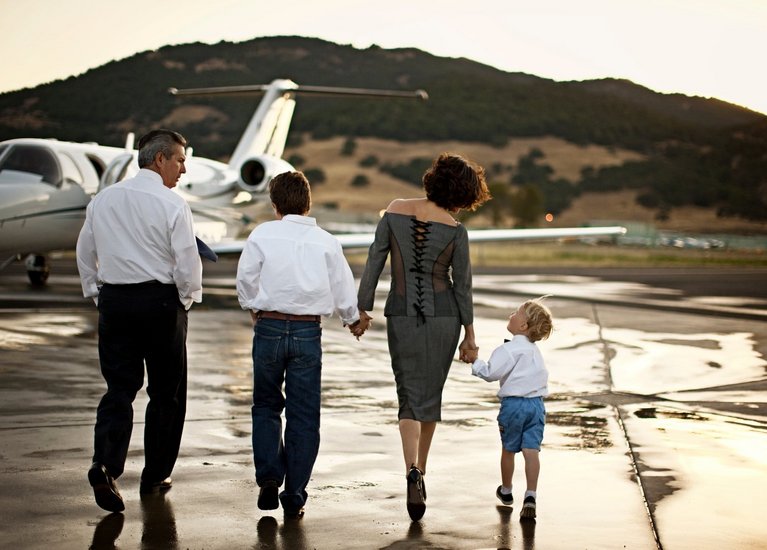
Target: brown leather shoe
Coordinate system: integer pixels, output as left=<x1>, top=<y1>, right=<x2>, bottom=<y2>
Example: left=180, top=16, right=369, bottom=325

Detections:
left=88, top=463, right=125, bottom=513
left=283, top=507, right=305, bottom=519
left=139, top=477, right=172, bottom=495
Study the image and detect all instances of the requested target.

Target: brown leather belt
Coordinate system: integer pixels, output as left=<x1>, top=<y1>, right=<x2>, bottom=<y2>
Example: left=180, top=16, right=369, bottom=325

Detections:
left=257, top=311, right=321, bottom=322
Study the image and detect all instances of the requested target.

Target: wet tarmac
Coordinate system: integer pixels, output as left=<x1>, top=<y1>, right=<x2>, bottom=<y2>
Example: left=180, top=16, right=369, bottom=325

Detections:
left=1, top=257, right=766, bottom=549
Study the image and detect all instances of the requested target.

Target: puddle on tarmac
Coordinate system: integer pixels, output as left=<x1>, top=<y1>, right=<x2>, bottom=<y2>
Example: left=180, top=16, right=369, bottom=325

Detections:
left=473, top=274, right=680, bottom=302
left=473, top=311, right=766, bottom=398
left=546, top=411, right=612, bottom=449
left=622, top=402, right=767, bottom=548
left=0, top=313, right=94, bottom=350
left=632, top=407, right=708, bottom=421
left=606, top=328, right=766, bottom=394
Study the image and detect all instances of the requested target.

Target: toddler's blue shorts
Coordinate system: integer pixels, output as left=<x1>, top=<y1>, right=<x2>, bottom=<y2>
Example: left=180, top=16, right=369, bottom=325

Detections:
left=497, top=396, right=545, bottom=452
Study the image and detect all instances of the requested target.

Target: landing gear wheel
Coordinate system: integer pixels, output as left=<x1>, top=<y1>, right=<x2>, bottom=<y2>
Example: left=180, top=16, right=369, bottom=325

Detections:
left=24, top=254, right=50, bottom=286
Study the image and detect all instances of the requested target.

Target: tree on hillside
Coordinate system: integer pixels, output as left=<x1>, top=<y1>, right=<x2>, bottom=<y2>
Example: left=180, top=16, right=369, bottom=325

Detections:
left=510, top=185, right=544, bottom=227
left=287, top=154, right=305, bottom=167
left=477, top=181, right=513, bottom=226
left=341, top=137, right=357, bottom=156
left=512, top=149, right=554, bottom=185
left=512, top=149, right=577, bottom=215
left=304, top=168, right=326, bottom=185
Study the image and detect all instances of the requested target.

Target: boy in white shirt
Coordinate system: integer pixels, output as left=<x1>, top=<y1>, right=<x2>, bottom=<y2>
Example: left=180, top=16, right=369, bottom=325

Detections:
left=236, top=171, right=360, bottom=519
left=471, top=297, right=553, bottom=519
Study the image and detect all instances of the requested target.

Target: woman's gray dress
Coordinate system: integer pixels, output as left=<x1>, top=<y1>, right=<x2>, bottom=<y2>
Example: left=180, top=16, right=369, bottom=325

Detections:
left=357, top=212, right=473, bottom=421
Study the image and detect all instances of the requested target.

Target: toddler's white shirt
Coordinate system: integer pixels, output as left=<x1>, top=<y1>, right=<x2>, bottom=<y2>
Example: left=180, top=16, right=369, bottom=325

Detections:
left=471, top=334, right=548, bottom=398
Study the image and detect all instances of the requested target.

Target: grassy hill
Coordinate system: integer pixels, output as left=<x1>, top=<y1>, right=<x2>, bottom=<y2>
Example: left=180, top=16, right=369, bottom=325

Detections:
left=1, top=35, right=766, bottom=230
left=285, top=135, right=767, bottom=236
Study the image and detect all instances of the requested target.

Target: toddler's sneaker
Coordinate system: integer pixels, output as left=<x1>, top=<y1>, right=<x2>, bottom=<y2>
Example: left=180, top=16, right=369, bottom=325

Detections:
left=520, top=495, right=536, bottom=519
left=495, top=486, right=513, bottom=506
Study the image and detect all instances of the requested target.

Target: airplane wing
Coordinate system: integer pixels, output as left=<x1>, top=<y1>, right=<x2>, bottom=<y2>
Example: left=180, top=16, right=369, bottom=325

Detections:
left=209, top=226, right=627, bottom=255
left=460, top=225, right=627, bottom=243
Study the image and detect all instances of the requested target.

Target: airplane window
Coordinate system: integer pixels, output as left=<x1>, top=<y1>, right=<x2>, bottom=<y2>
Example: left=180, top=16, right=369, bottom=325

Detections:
left=59, top=152, right=84, bottom=185
left=0, top=145, right=62, bottom=186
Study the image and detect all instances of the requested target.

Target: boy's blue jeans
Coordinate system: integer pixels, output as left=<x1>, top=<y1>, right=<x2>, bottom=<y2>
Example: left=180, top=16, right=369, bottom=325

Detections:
left=251, top=318, right=322, bottom=512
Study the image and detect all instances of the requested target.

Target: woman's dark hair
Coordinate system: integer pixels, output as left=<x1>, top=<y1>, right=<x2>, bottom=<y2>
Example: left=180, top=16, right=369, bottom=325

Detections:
left=269, top=171, right=311, bottom=215
left=422, top=153, right=490, bottom=211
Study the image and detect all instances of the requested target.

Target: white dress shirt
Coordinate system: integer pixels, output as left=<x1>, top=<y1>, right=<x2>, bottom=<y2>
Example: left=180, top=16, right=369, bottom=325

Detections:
left=472, top=334, right=549, bottom=398
left=76, top=169, right=203, bottom=309
left=236, top=214, right=360, bottom=325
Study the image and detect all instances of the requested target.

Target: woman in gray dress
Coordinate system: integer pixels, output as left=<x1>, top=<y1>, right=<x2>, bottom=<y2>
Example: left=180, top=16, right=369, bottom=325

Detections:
left=354, top=153, right=490, bottom=520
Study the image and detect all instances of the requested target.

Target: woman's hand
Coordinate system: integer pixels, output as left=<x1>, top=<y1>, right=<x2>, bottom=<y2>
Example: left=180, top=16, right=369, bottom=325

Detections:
left=350, top=310, right=373, bottom=340
left=458, top=337, right=479, bottom=363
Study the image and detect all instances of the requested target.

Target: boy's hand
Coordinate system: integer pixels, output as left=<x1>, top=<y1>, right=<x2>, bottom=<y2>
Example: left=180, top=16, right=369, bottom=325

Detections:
left=458, top=337, right=478, bottom=363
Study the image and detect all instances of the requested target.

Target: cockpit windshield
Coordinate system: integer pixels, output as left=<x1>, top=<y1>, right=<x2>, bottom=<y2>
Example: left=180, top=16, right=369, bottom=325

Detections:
left=0, top=144, right=61, bottom=186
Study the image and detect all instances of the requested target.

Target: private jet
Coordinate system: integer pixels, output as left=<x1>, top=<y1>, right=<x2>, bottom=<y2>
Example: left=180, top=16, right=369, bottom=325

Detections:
left=0, top=78, right=625, bottom=285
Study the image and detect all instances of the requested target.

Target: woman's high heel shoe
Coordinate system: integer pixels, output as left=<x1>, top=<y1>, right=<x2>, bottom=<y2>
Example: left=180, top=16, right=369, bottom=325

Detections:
left=406, top=465, right=426, bottom=521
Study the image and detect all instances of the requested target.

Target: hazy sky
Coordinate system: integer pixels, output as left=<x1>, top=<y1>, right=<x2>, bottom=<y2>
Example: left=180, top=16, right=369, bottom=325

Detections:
left=1, top=0, right=765, bottom=115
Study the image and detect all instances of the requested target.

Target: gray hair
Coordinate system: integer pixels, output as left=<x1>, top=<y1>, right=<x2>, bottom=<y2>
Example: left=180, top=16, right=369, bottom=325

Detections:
left=137, top=129, right=186, bottom=168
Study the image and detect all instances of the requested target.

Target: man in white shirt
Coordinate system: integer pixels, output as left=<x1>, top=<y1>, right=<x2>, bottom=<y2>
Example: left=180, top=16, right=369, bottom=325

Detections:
left=76, top=129, right=203, bottom=513
left=236, top=171, right=360, bottom=519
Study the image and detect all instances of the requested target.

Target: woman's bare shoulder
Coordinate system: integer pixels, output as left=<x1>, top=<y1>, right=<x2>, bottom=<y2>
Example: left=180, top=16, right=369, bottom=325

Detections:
left=386, top=198, right=423, bottom=215
left=386, top=198, right=458, bottom=226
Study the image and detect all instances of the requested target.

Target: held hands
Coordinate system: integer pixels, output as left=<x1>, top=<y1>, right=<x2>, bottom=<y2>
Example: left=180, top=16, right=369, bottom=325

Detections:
left=458, top=337, right=479, bottom=364
left=348, top=310, right=373, bottom=340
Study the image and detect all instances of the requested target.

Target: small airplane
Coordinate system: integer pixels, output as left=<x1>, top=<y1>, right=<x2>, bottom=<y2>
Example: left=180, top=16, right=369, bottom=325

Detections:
left=0, top=137, right=130, bottom=284
left=0, top=78, right=625, bottom=285
left=0, top=134, right=255, bottom=284
left=0, top=80, right=428, bottom=284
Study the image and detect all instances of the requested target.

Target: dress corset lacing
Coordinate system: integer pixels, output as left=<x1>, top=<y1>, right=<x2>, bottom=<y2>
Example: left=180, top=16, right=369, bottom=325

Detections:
left=409, top=218, right=431, bottom=325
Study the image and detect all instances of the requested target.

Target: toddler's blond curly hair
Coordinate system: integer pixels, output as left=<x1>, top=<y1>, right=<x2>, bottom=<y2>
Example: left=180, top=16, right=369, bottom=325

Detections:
left=520, top=297, right=553, bottom=342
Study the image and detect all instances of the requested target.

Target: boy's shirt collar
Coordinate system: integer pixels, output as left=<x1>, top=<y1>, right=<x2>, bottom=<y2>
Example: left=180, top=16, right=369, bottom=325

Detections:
left=282, top=214, right=316, bottom=226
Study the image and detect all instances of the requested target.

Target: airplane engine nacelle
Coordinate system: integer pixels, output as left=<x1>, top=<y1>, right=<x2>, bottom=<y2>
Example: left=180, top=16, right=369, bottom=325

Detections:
left=236, top=155, right=295, bottom=194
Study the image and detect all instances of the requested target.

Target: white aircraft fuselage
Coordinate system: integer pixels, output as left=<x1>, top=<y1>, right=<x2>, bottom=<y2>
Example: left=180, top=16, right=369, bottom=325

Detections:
left=0, top=139, right=127, bottom=267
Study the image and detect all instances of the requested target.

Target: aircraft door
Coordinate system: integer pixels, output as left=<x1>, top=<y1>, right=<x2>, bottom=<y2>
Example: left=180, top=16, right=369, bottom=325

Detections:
left=98, top=153, right=137, bottom=192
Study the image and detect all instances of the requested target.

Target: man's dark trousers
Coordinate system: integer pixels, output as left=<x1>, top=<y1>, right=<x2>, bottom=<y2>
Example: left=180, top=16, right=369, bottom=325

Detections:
left=93, top=281, right=188, bottom=483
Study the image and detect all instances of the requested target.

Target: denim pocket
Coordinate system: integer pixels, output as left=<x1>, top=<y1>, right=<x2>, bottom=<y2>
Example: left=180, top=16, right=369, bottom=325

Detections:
left=291, top=328, right=322, bottom=369
left=254, top=326, right=283, bottom=365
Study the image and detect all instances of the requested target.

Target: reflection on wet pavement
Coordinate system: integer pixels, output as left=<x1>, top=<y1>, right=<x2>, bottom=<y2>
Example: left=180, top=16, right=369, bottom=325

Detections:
left=89, top=513, right=124, bottom=549
left=545, top=407, right=612, bottom=450
left=623, top=402, right=767, bottom=549
left=140, top=495, right=178, bottom=549
left=0, top=313, right=94, bottom=351
left=605, top=328, right=765, bottom=394
left=472, top=273, right=767, bottom=318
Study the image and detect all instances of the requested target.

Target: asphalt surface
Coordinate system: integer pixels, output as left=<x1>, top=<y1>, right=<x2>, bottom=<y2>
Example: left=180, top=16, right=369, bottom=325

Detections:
left=1, top=256, right=766, bottom=549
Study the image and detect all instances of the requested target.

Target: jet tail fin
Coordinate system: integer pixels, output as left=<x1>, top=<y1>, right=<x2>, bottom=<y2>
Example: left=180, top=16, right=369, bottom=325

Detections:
left=169, top=79, right=427, bottom=170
